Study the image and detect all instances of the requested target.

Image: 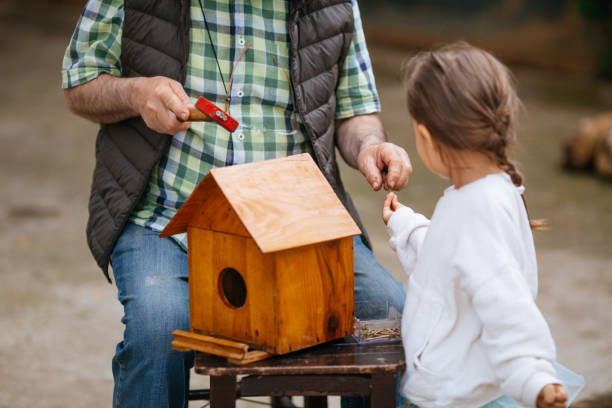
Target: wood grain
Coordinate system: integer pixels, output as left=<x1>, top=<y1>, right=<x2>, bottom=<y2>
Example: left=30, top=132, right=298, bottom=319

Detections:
left=160, top=175, right=249, bottom=238
left=189, top=184, right=250, bottom=237
left=189, top=229, right=277, bottom=352
left=162, top=153, right=360, bottom=251
left=160, top=175, right=216, bottom=238
left=274, top=237, right=354, bottom=354
left=172, top=330, right=272, bottom=365
left=188, top=227, right=214, bottom=334
left=211, top=153, right=361, bottom=253
left=194, top=341, right=405, bottom=376
left=185, top=106, right=213, bottom=122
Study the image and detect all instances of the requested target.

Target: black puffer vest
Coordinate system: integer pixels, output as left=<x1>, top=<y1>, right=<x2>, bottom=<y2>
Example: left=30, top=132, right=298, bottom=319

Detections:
left=88, top=0, right=370, bottom=281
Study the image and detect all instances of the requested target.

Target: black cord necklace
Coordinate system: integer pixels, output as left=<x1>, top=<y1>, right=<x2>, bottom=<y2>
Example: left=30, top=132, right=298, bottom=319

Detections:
left=197, top=0, right=229, bottom=97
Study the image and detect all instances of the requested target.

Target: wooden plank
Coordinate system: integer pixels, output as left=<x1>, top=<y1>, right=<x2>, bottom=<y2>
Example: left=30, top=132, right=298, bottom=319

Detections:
left=173, top=330, right=272, bottom=365
left=274, top=237, right=354, bottom=354
left=174, top=330, right=250, bottom=352
left=194, top=342, right=405, bottom=377
left=210, top=232, right=249, bottom=342
left=210, top=153, right=361, bottom=253
left=188, top=228, right=214, bottom=335
left=227, top=350, right=272, bottom=365
left=239, top=375, right=371, bottom=397
left=244, top=238, right=277, bottom=352
left=172, top=330, right=248, bottom=360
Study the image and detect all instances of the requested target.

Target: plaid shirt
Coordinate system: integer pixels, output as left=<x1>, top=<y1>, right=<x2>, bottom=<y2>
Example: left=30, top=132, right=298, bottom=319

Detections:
left=62, top=0, right=380, bottom=249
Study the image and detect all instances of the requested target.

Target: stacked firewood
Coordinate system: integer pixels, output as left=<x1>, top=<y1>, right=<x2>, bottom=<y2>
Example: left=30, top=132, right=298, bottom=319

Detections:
left=564, top=111, right=612, bottom=178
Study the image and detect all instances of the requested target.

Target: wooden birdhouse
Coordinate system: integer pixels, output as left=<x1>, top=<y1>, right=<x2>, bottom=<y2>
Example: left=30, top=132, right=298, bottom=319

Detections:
left=160, top=153, right=360, bottom=361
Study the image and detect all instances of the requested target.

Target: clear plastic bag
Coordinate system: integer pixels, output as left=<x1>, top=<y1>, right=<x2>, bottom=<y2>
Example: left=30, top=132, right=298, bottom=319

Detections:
left=478, top=362, right=585, bottom=408
left=352, top=302, right=402, bottom=344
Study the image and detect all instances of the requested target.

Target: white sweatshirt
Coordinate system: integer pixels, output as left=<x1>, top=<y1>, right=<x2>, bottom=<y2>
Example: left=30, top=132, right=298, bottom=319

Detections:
left=387, top=173, right=559, bottom=408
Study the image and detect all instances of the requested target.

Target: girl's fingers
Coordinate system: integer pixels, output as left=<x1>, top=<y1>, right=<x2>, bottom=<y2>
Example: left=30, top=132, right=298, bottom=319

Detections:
left=538, top=385, right=555, bottom=407
left=391, top=194, right=401, bottom=210
left=557, top=385, right=568, bottom=400
left=384, top=192, right=395, bottom=207
left=544, top=388, right=556, bottom=404
left=555, top=385, right=568, bottom=407
left=382, top=193, right=397, bottom=224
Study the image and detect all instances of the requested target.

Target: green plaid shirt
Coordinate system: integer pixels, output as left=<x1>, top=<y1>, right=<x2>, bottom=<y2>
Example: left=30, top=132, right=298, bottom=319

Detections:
left=62, top=0, right=380, bottom=249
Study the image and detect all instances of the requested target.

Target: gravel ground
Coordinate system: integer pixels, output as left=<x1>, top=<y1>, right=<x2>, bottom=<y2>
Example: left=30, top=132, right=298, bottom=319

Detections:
left=0, top=3, right=610, bottom=407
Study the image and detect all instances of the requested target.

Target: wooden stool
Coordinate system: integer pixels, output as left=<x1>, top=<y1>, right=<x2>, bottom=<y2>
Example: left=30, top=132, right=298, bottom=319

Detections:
left=192, top=340, right=405, bottom=408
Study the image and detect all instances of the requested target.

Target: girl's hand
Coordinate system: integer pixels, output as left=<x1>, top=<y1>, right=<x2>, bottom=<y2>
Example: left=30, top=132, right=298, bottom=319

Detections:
left=536, top=384, right=568, bottom=408
left=382, top=192, right=404, bottom=224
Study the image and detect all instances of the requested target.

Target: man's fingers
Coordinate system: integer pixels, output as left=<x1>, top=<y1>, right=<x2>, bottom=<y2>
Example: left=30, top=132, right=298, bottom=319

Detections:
left=378, top=144, right=412, bottom=190
left=153, top=80, right=189, bottom=120
left=152, top=107, right=188, bottom=135
left=137, top=77, right=192, bottom=134
left=362, top=153, right=383, bottom=191
left=384, top=158, right=403, bottom=190
left=165, top=110, right=190, bottom=132
left=169, top=80, right=194, bottom=107
left=157, top=83, right=190, bottom=121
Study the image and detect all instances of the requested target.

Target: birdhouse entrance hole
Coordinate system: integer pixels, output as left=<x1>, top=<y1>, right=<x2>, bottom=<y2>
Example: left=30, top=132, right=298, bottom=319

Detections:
left=218, top=268, right=247, bottom=308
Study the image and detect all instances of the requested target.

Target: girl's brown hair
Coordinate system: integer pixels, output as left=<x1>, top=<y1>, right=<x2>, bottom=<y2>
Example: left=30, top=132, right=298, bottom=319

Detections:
left=403, top=42, right=544, bottom=229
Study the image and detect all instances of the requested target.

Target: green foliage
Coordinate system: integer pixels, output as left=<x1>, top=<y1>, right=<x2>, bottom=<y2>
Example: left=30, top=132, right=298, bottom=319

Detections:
left=598, top=50, right=612, bottom=80
left=578, top=0, right=612, bottom=79
left=577, top=0, right=612, bottom=21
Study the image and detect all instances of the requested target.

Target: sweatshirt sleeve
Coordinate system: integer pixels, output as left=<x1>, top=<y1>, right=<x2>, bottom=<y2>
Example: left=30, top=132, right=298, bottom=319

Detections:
left=454, top=208, right=559, bottom=407
left=386, top=206, right=430, bottom=278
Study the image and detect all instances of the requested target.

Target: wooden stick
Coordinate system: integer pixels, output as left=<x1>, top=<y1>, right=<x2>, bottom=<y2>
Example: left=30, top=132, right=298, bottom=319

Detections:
left=185, top=106, right=213, bottom=122
left=360, top=328, right=400, bottom=341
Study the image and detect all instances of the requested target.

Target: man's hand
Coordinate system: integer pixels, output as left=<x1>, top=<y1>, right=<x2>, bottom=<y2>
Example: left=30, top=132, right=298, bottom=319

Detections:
left=537, top=384, right=568, bottom=408
left=336, top=113, right=412, bottom=191
left=132, top=76, right=193, bottom=135
left=64, top=74, right=193, bottom=135
left=358, top=142, right=411, bottom=191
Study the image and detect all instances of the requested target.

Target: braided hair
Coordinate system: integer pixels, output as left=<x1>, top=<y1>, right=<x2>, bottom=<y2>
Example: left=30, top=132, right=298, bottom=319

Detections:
left=403, top=42, right=545, bottom=229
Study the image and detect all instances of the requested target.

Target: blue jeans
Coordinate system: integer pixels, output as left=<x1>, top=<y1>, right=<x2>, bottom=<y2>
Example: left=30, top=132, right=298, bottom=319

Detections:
left=110, top=223, right=406, bottom=408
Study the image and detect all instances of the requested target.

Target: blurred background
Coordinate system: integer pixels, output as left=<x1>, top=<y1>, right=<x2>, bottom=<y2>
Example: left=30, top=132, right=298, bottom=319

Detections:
left=0, top=0, right=610, bottom=407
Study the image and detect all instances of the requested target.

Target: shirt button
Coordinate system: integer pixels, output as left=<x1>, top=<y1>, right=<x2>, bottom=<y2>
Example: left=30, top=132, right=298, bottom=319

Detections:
left=236, top=90, right=244, bottom=98
left=238, top=38, right=246, bottom=47
left=237, top=133, right=245, bottom=141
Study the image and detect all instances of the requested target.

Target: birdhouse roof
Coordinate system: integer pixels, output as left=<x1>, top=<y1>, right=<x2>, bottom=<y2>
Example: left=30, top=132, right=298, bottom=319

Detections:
left=160, top=153, right=361, bottom=253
